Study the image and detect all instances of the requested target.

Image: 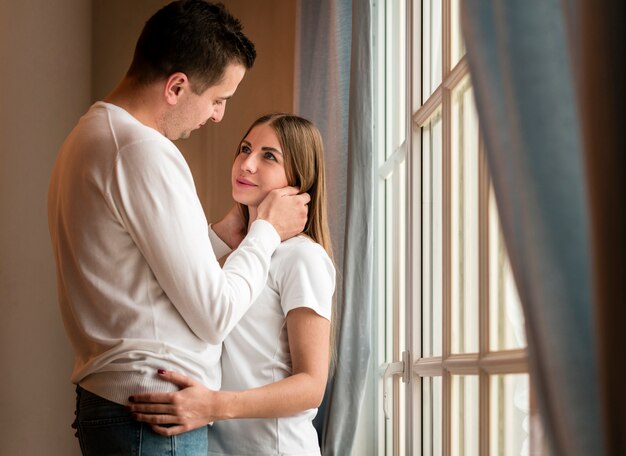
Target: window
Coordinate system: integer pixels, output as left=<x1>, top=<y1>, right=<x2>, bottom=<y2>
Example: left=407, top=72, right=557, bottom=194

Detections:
left=373, top=0, right=548, bottom=454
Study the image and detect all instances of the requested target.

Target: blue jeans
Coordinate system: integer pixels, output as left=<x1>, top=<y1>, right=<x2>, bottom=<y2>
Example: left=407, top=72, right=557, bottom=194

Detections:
left=74, top=386, right=208, bottom=455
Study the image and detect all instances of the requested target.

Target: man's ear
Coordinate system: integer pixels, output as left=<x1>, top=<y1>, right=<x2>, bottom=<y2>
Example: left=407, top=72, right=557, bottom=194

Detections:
left=164, top=72, right=189, bottom=105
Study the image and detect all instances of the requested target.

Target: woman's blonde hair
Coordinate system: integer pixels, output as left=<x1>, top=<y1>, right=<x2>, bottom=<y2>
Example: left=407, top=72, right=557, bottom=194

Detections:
left=236, top=113, right=337, bottom=361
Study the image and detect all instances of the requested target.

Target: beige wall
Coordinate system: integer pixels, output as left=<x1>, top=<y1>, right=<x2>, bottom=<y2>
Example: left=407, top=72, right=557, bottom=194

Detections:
left=0, top=1, right=294, bottom=453
left=0, top=1, right=91, bottom=454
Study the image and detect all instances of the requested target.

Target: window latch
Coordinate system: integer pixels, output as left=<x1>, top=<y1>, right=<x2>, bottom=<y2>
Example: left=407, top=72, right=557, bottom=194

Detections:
left=379, top=350, right=411, bottom=420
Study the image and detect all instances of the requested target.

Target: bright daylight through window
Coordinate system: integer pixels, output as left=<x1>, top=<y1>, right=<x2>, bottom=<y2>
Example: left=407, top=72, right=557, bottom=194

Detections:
left=373, top=0, right=548, bottom=454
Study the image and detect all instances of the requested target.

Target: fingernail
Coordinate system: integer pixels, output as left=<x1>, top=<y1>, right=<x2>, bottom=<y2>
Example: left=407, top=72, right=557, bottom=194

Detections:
left=157, top=368, right=166, bottom=374
left=128, top=396, right=135, bottom=402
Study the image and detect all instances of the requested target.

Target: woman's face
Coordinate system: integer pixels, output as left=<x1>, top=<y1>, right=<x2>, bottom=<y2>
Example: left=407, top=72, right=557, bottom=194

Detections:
left=231, top=122, right=289, bottom=208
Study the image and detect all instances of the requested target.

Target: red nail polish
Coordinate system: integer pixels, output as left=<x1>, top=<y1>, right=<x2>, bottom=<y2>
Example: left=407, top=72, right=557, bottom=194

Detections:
left=157, top=368, right=166, bottom=374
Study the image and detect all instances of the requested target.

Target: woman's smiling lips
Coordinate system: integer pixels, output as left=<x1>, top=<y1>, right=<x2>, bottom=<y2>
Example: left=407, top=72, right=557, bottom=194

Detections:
left=235, top=177, right=257, bottom=187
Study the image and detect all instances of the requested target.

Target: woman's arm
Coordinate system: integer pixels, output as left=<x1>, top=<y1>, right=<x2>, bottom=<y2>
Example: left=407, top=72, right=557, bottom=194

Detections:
left=128, top=307, right=330, bottom=436
left=210, top=204, right=246, bottom=251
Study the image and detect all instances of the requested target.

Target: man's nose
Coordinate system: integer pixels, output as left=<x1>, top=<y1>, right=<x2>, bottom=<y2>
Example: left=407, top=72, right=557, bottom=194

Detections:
left=210, top=104, right=225, bottom=123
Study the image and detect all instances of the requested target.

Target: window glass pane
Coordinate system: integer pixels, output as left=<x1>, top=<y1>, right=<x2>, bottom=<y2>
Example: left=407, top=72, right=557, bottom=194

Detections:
left=488, top=188, right=526, bottom=351
left=386, top=0, right=406, bottom=160
left=450, top=78, right=479, bottom=354
left=490, top=374, right=529, bottom=456
left=423, top=0, right=442, bottom=99
left=382, top=156, right=407, bottom=453
left=384, top=176, right=394, bottom=361
left=422, top=376, right=443, bottom=455
left=450, top=0, right=466, bottom=66
left=451, top=375, right=479, bottom=456
left=422, top=111, right=443, bottom=357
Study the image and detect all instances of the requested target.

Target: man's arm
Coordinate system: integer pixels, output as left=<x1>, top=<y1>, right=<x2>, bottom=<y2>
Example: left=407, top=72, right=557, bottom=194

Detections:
left=255, top=187, right=310, bottom=241
left=114, top=143, right=300, bottom=344
left=212, top=187, right=311, bottom=250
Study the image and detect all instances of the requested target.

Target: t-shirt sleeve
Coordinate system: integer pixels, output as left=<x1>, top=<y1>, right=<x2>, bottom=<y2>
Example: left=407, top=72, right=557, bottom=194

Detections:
left=111, top=139, right=280, bottom=344
left=275, top=241, right=336, bottom=320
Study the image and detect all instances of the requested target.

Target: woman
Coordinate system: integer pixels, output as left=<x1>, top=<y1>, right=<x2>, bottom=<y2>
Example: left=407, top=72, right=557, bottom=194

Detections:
left=128, top=113, right=336, bottom=455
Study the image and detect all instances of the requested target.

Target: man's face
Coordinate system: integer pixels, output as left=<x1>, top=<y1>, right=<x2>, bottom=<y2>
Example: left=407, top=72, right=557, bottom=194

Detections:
left=165, top=63, right=246, bottom=140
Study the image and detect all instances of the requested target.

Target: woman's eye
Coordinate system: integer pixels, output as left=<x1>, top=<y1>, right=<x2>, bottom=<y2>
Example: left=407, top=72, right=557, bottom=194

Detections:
left=240, top=145, right=251, bottom=154
left=264, top=152, right=277, bottom=161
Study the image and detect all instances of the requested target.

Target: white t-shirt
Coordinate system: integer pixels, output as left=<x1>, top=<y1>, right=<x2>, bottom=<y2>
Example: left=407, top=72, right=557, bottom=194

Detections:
left=208, top=236, right=336, bottom=456
left=48, top=101, right=280, bottom=405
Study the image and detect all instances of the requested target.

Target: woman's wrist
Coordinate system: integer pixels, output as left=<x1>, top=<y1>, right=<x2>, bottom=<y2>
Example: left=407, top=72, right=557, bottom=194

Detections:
left=213, top=390, right=239, bottom=421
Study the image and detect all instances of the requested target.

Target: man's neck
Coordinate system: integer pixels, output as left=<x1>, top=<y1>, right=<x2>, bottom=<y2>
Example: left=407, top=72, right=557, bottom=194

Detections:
left=104, top=78, right=163, bottom=134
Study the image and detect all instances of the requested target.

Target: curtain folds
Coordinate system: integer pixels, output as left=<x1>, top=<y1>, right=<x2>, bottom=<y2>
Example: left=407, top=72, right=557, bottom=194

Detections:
left=460, top=1, right=604, bottom=455
left=295, top=0, right=374, bottom=454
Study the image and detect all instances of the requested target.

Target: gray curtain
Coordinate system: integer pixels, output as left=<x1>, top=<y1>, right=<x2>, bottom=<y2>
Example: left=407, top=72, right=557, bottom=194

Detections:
left=295, top=0, right=374, bottom=454
left=460, top=1, right=604, bottom=455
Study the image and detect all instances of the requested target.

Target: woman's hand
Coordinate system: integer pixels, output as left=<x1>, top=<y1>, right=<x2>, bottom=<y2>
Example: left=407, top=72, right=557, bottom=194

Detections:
left=128, top=370, right=227, bottom=436
left=130, top=307, right=330, bottom=435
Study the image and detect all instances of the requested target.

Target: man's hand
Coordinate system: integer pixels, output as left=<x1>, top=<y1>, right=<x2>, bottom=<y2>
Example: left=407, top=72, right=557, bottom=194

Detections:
left=212, top=204, right=247, bottom=249
left=256, top=187, right=310, bottom=241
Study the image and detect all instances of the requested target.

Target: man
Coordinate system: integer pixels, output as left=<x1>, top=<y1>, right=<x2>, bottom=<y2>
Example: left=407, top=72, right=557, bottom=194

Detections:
left=47, top=1, right=309, bottom=454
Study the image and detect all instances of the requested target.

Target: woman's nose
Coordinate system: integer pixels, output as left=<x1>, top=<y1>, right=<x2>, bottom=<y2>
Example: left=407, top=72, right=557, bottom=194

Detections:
left=240, top=154, right=257, bottom=172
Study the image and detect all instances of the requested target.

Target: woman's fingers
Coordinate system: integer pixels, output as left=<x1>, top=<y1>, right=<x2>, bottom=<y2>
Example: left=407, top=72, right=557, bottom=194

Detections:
left=156, top=369, right=198, bottom=388
left=128, top=392, right=172, bottom=405
left=127, top=371, right=218, bottom=432
left=150, top=424, right=190, bottom=437
left=128, top=402, right=173, bottom=415
left=131, top=411, right=179, bottom=425
left=129, top=369, right=198, bottom=404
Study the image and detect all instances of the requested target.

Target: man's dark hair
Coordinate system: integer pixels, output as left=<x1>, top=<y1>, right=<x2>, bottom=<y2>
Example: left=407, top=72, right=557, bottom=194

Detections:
left=126, top=0, right=256, bottom=94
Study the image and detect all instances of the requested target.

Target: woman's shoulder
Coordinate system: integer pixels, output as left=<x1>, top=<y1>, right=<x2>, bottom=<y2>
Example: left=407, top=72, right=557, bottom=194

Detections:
left=272, top=236, right=336, bottom=313
left=273, top=236, right=335, bottom=276
left=276, top=235, right=330, bottom=259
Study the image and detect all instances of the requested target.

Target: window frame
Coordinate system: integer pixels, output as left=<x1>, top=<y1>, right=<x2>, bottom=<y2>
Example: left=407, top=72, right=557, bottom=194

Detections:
left=372, top=0, right=540, bottom=454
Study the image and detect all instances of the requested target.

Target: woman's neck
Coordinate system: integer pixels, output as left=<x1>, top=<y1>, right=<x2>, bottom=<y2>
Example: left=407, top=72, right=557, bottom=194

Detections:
left=247, top=206, right=258, bottom=231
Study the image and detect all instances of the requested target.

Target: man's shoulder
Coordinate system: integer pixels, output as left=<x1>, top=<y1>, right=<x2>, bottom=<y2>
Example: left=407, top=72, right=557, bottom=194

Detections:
left=68, top=102, right=164, bottom=151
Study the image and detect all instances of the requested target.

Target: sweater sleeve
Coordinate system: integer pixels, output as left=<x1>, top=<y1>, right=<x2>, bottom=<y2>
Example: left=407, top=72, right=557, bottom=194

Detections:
left=111, top=139, right=279, bottom=344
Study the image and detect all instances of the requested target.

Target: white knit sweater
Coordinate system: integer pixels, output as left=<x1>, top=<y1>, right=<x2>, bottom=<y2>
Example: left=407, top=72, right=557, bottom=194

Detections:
left=48, top=102, right=279, bottom=405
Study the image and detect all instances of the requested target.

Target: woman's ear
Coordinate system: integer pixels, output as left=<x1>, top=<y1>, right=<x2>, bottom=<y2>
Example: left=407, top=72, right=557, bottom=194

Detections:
left=164, top=72, right=189, bottom=105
